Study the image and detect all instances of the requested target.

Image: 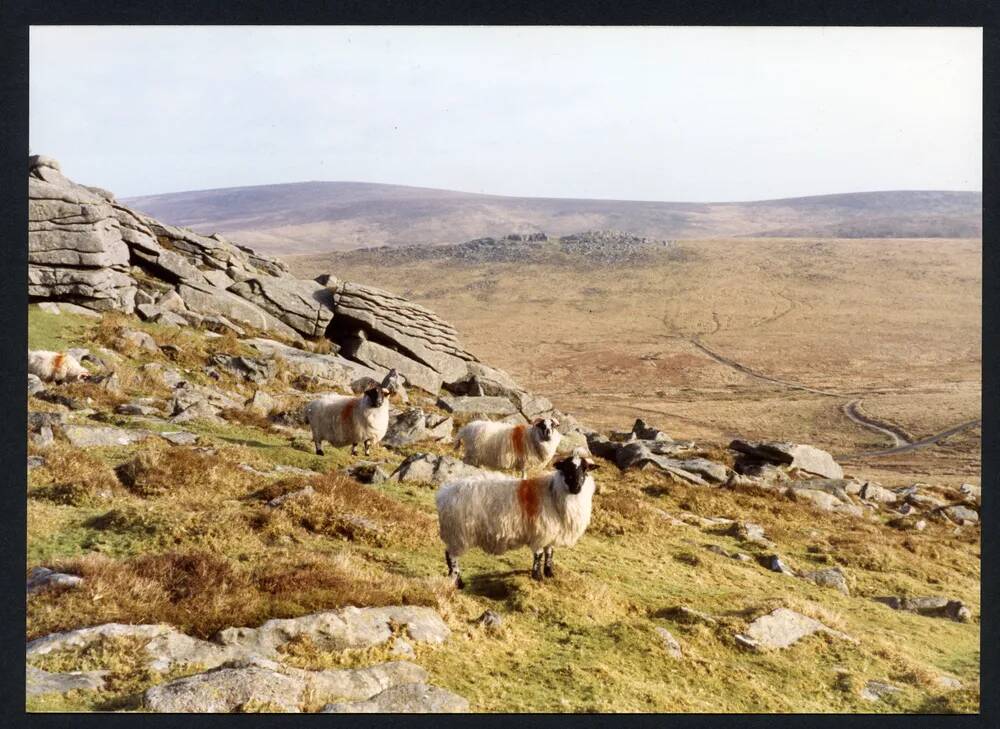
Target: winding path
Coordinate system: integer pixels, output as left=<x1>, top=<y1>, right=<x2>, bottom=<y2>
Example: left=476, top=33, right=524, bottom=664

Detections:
left=685, top=337, right=981, bottom=460
left=840, top=418, right=982, bottom=459
left=688, top=338, right=847, bottom=397
left=841, top=399, right=911, bottom=448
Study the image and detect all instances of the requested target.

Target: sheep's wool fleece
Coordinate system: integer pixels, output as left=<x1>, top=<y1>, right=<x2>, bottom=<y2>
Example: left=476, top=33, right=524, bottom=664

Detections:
left=457, top=420, right=560, bottom=471
left=28, top=350, right=88, bottom=383
left=436, top=471, right=595, bottom=556
left=306, top=393, right=389, bottom=446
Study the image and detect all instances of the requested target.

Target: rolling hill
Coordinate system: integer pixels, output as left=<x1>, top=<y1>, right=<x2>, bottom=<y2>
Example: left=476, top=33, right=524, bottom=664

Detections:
left=123, top=183, right=982, bottom=255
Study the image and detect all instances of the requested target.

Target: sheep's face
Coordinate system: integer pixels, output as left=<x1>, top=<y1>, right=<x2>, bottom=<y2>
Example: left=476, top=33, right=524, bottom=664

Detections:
left=554, top=454, right=598, bottom=495
left=364, top=386, right=386, bottom=408
left=532, top=417, right=558, bottom=442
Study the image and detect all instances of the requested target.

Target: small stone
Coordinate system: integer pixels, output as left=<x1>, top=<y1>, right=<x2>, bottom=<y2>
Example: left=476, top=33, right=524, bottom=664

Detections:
left=27, top=455, right=45, bottom=470
left=861, top=680, right=901, bottom=702
left=734, top=634, right=759, bottom=651
left=28, top=374, right=44, bottom=396
left=119, top=328, right=159, bottom=353
left=800, top=567, right=850, bottom=595
left=267, top=485, right=315, bottom=508
left=760, top=554, right=795, bottom=576
left=26, top=567, right=83, bottom=594
left=161, top=431, right=199, bottom=446
left=654, top=627, right=683, bottom=658
left=476, top=610, right=503, bottom=632
left=661, top=606, right=717, bottom=626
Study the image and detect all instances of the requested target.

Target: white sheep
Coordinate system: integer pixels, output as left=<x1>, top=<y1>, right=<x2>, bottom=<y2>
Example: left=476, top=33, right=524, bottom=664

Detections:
left=455, top=417, right=561, bottom=476
left=305, top=386, right=390, bottom=457
left=28, top=350, right=90, bottom=384
left=435, top=452, right=598, bottom=587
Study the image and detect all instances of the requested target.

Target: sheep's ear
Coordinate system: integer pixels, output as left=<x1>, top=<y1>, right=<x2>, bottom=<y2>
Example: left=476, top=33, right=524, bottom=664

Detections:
left=583, top=457, right=598, bottom=471
left=381, top=387, right=391, bottom=395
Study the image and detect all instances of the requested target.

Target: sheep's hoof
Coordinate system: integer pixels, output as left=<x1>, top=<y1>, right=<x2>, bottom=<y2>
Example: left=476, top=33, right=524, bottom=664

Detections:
left=530, top=570, right=544, bottom=582
left=453, top=574, right=465, bottom=590
left=315, top=448, right=325, bottom=456
left=543, top=565, right=554, bottom=578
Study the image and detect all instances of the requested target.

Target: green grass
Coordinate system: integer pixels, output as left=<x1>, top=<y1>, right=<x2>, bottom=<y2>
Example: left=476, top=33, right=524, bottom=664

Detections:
left=25, top=307, right=980, bottom=713
left=28, top=305, right=97, bottom=351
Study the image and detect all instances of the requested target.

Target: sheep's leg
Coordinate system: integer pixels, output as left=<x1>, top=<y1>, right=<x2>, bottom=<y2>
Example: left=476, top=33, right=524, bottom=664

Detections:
left=314, top=437, right=325, bottom=456
left=531, top=550, right=545, bottom=581
left=543, top=546, right=555, bottom=578
left=445, top=550, right=464, bottom=589
left=364, top=438, right=372, bottom=457
left=351, top=443, right=358, bottom=457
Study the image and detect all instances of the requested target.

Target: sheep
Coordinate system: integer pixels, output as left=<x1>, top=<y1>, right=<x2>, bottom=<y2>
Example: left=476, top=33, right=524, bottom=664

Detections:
left=305, top=386, right=390, bottom=457
left=351, top=368, right=409, bottom=404
left=28, top=350, right=91, bottom=384
left=454, top=417, right=561, bottom=477
left=435, top=452, right=599, bottom=587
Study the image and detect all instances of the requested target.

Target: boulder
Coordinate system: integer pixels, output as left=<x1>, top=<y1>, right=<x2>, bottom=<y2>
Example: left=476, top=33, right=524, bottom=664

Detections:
left=144, top=665, right=304, bottom=713
left=246, top=390, right=276, bottom=417
left=229, top=276, right=335, bottom=338
left=729, top=440, right=843, bottom=480
left=790, top=488, right=863, bottom=517
left=938, top=504, right=979, bottom=525
left=859, top=482, right=898, bottom=504
left=209, top=354, right=277, bottom=384
left=389, top=453, right=487, bottom=484
left=320, top=683, right=469, bottom=713
left=383, top=409, right=453, bottom=448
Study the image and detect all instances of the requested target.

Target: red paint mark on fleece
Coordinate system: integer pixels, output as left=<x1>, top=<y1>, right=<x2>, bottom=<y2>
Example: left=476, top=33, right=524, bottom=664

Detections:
left=511, top=425, right=527, bottom=462
left=517, top=478, right=545, bottom=522
left=340, top=399, right=357, bottom=426
left=52, top=353, right=65, bottom=373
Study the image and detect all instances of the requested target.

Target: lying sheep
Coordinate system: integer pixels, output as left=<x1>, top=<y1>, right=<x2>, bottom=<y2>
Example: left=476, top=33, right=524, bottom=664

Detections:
left=455, top=417, right=561, bottom=476
left=436, top=452, right=598, bottom=587
left=28, top=350, right=90, bottom=384
left=305, top=386, right=389, bottom=457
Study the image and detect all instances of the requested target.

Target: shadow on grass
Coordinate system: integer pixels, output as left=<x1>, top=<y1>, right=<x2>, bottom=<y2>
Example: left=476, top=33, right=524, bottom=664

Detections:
left=464, top=569, right=525, bottom=601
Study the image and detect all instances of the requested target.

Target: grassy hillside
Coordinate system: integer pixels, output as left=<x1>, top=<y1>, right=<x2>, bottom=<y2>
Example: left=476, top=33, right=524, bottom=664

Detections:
left=26, top=306, right=979, bottom=713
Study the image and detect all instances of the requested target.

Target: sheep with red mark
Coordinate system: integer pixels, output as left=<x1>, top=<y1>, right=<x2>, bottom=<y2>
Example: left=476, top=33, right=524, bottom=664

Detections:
left=454, top=417, right=561, bottom=477
left=304, top=386, right=390, bottom=457
left=435, top=452, right=598, bottom=588
left=28, top=350, right=90, bottom=384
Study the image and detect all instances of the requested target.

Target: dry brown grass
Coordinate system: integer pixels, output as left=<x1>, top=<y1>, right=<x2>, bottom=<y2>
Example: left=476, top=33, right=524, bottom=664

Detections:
left=252, top=472, right=435, bottom=547
left=28, top=550, right=440, bottom=641
left=29, top=446, right=125, bottom=506
left=115, top=444, right=257, bottom=499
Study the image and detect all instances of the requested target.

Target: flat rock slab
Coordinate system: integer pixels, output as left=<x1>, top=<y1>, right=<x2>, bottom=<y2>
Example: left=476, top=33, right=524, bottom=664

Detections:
left=737, top=608, right=854, bottom=650
left=321, top=683, right=470, bottom=713
left=214, top=606, right=451, bottom=657
left=26, top=665, right=107, bottom=696
left=144, top=660, right=429, bottom=713
left=437, top=395, right=517, bottom=416
left=243, top=337, right=370, bottom=388
left=62, top=425, right=152, bottom=447
left=145, top=665, right=305, bottom=713
left=861, top=680, right=902, bottom=702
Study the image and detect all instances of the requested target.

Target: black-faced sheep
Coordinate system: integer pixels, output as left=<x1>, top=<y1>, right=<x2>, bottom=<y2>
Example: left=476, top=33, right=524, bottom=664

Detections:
left=305, top=386, right=389, bottom=457
left=28, top=350, right=90, bottom=384
left=454, top=417, right=561, bottom=477
left=435, top=452, right=598, bottom=588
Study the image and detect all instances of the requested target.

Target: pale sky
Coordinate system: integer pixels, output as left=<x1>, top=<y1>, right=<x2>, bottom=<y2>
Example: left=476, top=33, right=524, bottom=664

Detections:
left=29, top=26, right=982, bottom=201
